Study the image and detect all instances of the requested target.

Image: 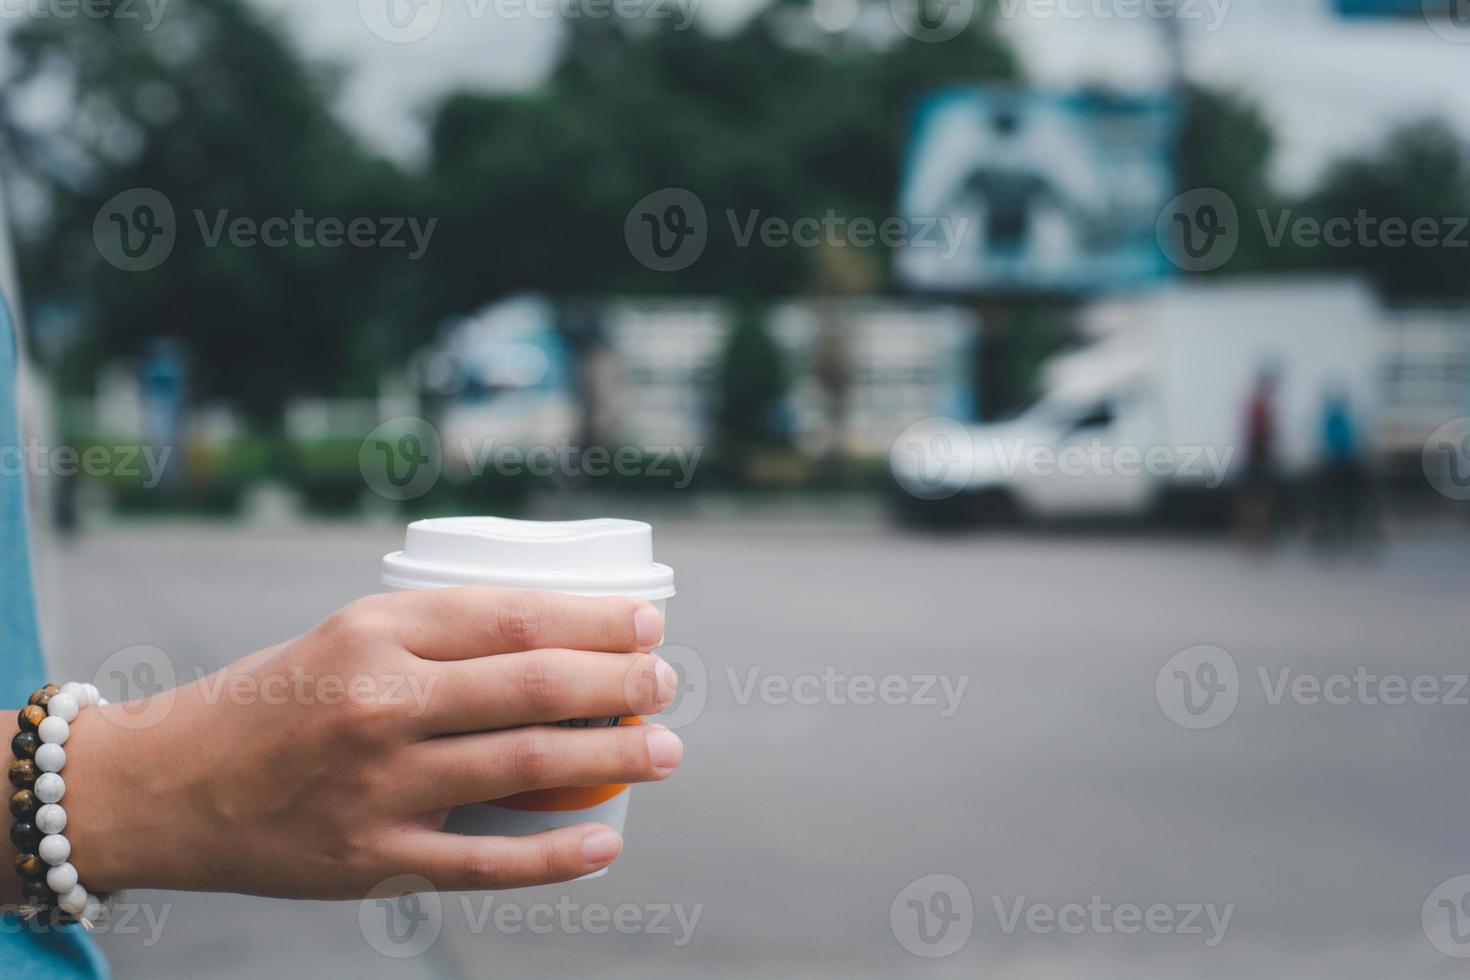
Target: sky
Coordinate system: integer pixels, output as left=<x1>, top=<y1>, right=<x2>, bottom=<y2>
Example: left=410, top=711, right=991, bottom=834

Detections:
left=0, top=0, right=1464, bottom=192
left=245, top=0, right=1470, bottom=192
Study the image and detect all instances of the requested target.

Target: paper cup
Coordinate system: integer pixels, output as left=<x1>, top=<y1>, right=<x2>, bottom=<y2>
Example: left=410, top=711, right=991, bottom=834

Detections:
left=382, top=517, right=674, bottom=876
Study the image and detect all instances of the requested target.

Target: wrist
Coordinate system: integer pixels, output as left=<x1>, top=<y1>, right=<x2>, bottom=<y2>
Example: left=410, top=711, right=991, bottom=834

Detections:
left=62, top=703, right=173, bottom=894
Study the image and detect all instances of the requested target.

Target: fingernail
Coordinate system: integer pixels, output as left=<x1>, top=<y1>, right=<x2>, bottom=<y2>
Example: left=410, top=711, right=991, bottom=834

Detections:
left=646, top=724, right=684, bottom=771
left=654, top=656, right=678, bottom=707
left=634, top=605, right=664, bottom=649
left=581, top=828, right=623, bottom=866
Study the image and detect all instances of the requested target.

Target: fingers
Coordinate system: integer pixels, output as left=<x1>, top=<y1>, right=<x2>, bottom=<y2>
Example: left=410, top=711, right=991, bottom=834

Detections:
left=397, top=723, right=684, bottom=810
left=391, top=824, right=625, bottom=891
left=377, top=588, right=663, bottom=661
left=422, top=649, right=677, bottom=735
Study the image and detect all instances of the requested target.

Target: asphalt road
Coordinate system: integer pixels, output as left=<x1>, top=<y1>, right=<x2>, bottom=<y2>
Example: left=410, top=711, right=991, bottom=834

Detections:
left=37, top=515, right=1470, bottom=979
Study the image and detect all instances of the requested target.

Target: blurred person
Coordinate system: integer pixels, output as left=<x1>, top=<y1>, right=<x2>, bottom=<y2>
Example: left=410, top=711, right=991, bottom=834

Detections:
left=811, top=304, right=852, bottom=486
left=1310, top=388, right=1377, bottom=553
left=1235, top=367, right=1279, bottom=546
left=0, top=293, right=683, bottom=975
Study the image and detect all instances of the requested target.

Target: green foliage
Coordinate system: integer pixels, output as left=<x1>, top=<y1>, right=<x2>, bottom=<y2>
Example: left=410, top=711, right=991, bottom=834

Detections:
left=1176, top=83, right=1280, bottom=273
left=5, top=0, right=425, bottom=424
left=1298, top=119, right=1470, bottom=302
left=8, top=0, right=1469, bottom=445
left=714, top=305, right=790, bottom=466
left=421, top=5, right=1017, bottom=312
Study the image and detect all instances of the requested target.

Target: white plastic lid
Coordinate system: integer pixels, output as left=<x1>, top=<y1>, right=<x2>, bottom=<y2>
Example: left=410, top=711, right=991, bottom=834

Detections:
left=381, top=517, right=675, bottom=599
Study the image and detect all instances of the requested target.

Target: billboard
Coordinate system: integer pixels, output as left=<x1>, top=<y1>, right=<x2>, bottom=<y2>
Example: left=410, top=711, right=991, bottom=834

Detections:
left=896, top=88, right=1177, bottom=296
left=1332, top=0, right=1431, bottom=15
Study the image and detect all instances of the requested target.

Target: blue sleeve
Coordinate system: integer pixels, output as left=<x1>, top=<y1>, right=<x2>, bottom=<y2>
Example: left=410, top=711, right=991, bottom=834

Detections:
left=0, top=296, right=109, bottom=979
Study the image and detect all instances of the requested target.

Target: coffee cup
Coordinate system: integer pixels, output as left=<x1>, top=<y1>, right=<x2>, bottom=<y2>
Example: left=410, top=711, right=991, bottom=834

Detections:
left=381, top=517, right=674, bottom=873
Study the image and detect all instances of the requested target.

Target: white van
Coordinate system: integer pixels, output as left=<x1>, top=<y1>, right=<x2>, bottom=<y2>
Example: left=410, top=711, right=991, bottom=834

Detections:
left=891, top=278, right=1382, bottom=523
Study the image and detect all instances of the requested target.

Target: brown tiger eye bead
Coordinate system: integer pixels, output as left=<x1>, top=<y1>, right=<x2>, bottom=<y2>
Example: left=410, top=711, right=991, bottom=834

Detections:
left=14, top=852, right=45, bottom=880
left=11, top=731, right=38, bottom=759
left=9, top=820, right=40, bottom=851
left=16, top=705, right=46, bottom=733
left=8, top=759, right=37, bottom=790
left=9, top=789, right=38, bottom=820
left=27, top=691, right=50, bottom=710
left=42, top=684, right=59, bottom=696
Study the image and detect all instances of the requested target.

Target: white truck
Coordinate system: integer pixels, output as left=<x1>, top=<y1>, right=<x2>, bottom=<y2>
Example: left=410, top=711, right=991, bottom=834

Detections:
left=891, top=278, right=1383, bottom=524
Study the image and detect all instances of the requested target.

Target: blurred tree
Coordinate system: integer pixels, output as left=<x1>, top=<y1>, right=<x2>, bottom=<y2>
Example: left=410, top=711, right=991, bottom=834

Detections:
left=421, top=0, right=1019, bottom=317
left=1298, top=119, right=1470, bottom=302
left=1176, top=82, right=1280, bottom=274
left=714, top=304, right=790, bottom=477
left=2, top=0, right=425, bottom=425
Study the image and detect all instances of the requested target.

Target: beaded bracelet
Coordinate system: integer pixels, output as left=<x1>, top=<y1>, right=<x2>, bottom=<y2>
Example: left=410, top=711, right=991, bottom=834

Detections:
left=9, top=682, right=112, bottom=929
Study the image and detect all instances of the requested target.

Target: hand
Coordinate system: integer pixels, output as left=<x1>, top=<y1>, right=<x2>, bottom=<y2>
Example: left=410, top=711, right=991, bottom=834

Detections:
left=49, top=589, right=680, bottom=899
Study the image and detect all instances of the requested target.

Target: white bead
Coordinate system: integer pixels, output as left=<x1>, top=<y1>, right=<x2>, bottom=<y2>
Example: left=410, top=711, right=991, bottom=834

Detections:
left=34, top=743, right=65, bottom=773
left=46, top=861, right=78, bottom=894
left=38, top=834, right=71, bottom=866
left=38, top=715, right=69, bottom=746
left=59, top=682, right=85, bottom=701
left=57, top=884, right=87, bottom=915
left=34, top=772, right=65, bottom=804
left=46, top=692, right=79, bottom=722
left=79, top=684, right=101, bottom=708
left=81, top=896, right=105, bottom=924
left=34, top=803, right=66, bottom=835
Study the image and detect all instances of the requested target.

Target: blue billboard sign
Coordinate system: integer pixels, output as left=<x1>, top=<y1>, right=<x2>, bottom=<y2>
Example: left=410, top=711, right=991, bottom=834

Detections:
left=1333, top=0, right=1431, bottom=15
left=896, top=87, right=1177, bottom=296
